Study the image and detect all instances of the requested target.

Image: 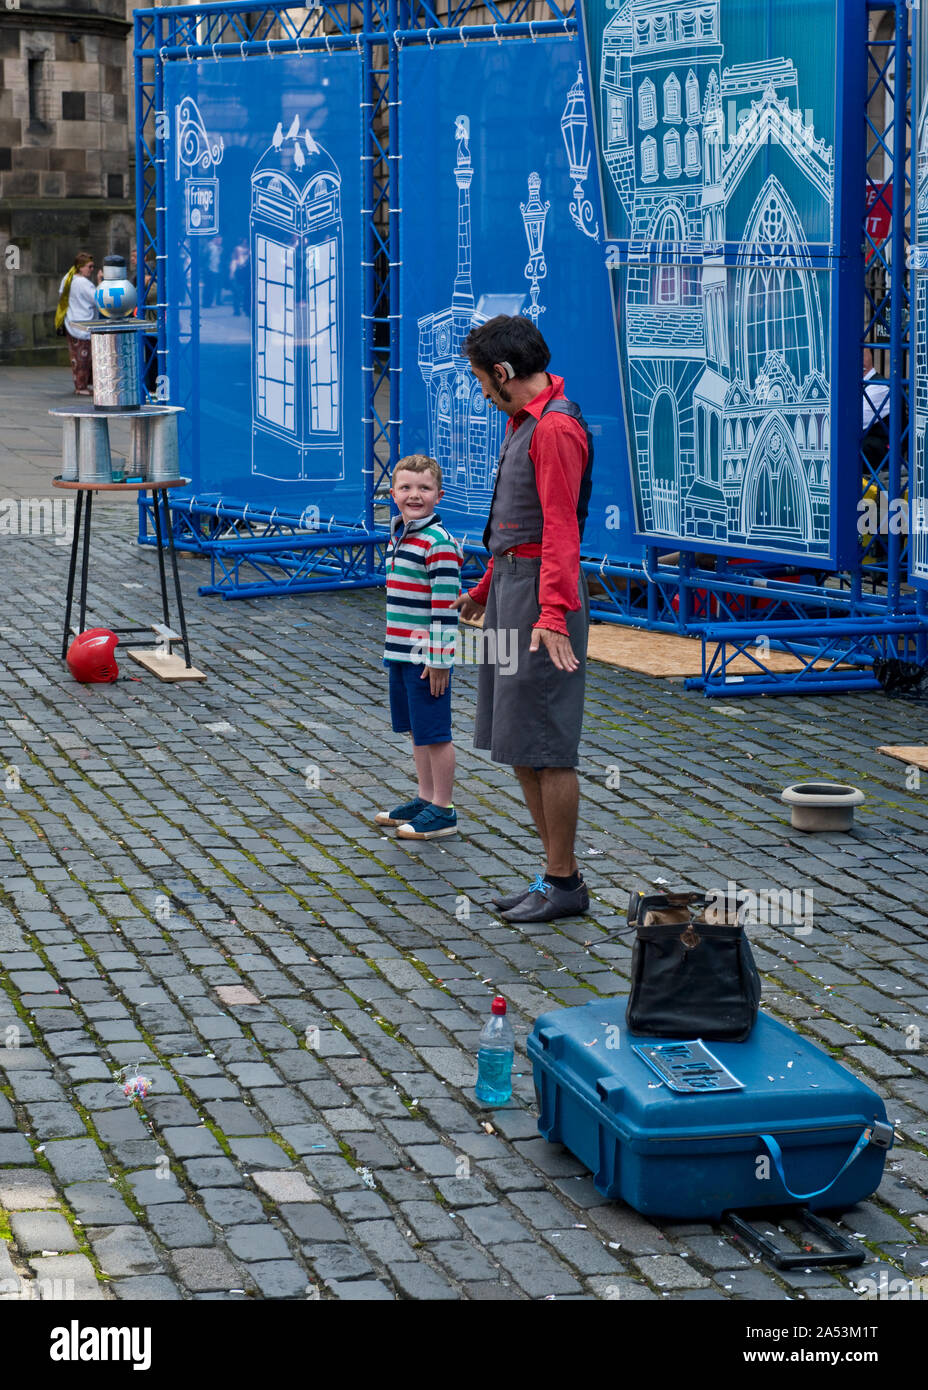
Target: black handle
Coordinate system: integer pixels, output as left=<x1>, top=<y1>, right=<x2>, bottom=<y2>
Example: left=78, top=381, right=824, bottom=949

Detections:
left=725, top=1209, right=867, bottom=1270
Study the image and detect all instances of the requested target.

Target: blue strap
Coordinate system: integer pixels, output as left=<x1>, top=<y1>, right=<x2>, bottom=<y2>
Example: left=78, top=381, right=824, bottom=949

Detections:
left=760, top=1129, right=874, bottom=1202
left=528, top=874, right=549, bottom=896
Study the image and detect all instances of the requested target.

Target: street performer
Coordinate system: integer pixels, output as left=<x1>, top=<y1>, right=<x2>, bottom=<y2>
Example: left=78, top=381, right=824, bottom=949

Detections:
left=455, top=316, right=593, bottom=924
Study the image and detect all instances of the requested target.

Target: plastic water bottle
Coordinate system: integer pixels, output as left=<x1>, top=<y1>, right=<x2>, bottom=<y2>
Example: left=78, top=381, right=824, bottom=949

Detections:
left=475, top=996, right=514, bottom=1104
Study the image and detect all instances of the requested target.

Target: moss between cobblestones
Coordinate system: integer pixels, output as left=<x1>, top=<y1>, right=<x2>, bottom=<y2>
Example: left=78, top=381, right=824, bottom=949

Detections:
left=869, top=1194, right=926, bottom=1244
left=364, top=952, right=451, bottom=997
left=198, top=1116, right=233, bottom=1159
left=269, top=1134, right=300, bottom=1164
left=335, top=1139, right=357, bottom=1167
left=107, top=1172, right=147, bottom=1226
left=2, top=940, right=203, bottom=1237
left=0, top=1210, right=13, bottom=1242
left=0, top=987, right=114, bottom=1287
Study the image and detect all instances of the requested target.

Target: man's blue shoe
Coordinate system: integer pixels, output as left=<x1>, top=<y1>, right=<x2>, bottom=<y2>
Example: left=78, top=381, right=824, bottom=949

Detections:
left=396, top=803, right=458, bottom=840
left=375, top=796, right=428, bottom=828
left=490, top=880, right=538, bottom=911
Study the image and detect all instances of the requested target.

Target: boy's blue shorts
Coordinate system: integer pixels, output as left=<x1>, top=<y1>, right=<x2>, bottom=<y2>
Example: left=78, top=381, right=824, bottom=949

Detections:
left=386, top=660, right=452, bottom=746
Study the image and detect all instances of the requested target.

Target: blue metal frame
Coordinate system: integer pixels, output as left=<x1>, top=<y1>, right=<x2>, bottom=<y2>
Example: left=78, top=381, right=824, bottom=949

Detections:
left=910, top=3, right=928, bottom=597
left=133, top=0, right=391, bottom=597
left=134, top=0, right=928, bottom=688
left=596, top=0, right=928, bottom=695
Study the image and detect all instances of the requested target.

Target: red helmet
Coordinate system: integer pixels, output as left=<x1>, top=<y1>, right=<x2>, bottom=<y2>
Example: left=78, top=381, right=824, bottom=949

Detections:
left=66, top=628, right=119, bottom=683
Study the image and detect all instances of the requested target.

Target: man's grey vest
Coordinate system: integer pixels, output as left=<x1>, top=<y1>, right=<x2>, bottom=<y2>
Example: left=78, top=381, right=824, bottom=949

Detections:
left=483, top=398, right=594, bottom=555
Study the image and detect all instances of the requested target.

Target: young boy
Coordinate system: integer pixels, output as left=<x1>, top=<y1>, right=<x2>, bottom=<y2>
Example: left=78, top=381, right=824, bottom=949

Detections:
left=376, top=455, right=463, bottom=839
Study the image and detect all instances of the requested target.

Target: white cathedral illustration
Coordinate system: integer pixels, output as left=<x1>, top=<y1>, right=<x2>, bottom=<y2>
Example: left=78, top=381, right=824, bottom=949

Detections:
left=602, top=0, right=835, bottom=554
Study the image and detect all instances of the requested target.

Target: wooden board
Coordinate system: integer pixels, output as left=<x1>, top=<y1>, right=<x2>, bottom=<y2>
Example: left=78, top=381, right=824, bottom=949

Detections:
left=463, top=618, right=846, bottom=679
left=585, top=624, right=842, bottom=678
left=878, top=745, right=928, bottom=771
left=126, top=648, right=207, bottom=682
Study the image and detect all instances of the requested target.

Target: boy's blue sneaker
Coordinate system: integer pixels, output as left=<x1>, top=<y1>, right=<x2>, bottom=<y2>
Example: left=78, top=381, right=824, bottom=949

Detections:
left=396, top=803, right=458, bottom=840
left=375, top=796, right=428, bottom=828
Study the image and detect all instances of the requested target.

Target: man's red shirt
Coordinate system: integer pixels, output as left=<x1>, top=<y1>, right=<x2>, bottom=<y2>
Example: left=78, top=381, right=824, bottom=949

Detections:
left=467, top=374, right=587, bottom=636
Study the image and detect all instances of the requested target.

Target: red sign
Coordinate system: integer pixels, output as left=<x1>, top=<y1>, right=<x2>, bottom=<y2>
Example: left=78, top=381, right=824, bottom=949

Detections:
left=865, top=181, right=892, bottom=263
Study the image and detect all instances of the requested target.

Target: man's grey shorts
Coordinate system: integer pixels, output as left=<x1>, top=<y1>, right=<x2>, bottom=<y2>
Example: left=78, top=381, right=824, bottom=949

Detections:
left=474, top=554, right=589, bottom=768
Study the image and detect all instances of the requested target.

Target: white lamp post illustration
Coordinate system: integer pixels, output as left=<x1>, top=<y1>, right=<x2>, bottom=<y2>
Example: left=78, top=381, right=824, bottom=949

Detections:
left=561, top=64, right=600, bottom=243
left=520, top=172, right=549, bottom=326
left=176, top=97, right=223, bottom=235
left=250, top=115, right=344, bottom=482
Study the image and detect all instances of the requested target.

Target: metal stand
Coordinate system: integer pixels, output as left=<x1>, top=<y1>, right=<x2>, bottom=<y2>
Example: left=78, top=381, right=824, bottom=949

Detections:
left=53, top=477, right=193, bottom=670
left=51, top=401, right=191, bottom=668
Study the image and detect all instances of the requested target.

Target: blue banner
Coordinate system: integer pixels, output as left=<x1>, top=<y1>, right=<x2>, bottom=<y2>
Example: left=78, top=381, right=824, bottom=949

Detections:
left=398, top=37, right=640, bottom=566
left=584, top=0, right=866, bottom=567
left=164, top=53, right=367, bottom=523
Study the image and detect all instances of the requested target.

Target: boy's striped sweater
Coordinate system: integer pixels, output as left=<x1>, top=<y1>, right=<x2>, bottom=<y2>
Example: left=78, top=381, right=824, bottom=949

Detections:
left=384, top=511, right=463, bottom=667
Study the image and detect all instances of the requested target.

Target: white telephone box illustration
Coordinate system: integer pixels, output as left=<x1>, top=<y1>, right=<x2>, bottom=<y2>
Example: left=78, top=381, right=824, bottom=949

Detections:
left=251, top=115, right=344, bottom=482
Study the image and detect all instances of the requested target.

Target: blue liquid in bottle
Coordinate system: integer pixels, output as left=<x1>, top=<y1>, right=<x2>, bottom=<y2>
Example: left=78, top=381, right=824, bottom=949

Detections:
left=475, top=996, right=514, bottom=1104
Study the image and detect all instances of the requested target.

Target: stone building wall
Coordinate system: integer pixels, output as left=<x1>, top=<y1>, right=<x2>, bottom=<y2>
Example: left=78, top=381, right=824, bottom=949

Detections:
left=0, top=1, right=133, bottom=363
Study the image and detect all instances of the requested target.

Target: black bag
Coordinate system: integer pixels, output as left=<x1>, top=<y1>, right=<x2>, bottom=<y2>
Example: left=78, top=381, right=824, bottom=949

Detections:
left=625, top=890, right=761, bottom=1043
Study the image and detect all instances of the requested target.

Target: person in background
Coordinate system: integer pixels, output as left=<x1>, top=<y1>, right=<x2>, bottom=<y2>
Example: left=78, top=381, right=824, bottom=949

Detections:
left=862, top=346, right=890, bottom=475
left=56, top=251, right=99, bottom=395
left=138, top=261, right=160, bottom=399
left=230, top=240, right=251, bottom=317
left=203, top=235, right=224, bottom=308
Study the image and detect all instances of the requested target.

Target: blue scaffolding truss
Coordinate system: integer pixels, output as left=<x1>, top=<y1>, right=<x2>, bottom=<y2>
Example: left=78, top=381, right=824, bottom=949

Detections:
left=133, top=0, right=393, bottom=598
left=134, top=0, right=928, bottom=687
left=604, top=0, right=928, bottom=696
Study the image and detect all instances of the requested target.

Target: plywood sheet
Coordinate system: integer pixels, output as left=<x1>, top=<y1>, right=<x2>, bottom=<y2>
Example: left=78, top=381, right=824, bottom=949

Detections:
left=586, top=625, right=829, bottom=678
left=126, top=648, right=207, bottom=682
left=463, top=617, right=843, bottom=679
left=878, top=746, right=928, bottom=771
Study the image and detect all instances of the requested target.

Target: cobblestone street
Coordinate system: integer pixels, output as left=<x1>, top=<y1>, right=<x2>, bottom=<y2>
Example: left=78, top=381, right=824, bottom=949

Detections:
left=2, top=378, right=928, bottom=1303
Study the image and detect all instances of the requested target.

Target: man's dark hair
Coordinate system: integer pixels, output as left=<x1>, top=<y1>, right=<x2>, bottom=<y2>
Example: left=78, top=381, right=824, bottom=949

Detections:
left=462, top=315, right=551, bottom=379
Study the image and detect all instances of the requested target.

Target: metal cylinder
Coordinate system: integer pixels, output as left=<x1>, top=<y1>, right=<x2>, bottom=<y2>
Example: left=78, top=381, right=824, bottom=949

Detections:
left=61, top=416, right=79, bottom=481
left=129, top=415, right=152, bottom=481
left=77, top=416, right=113, bottom=484
left=91, top=328, right=140, bottom=410
left=148, top=413, right=180, bottom=481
